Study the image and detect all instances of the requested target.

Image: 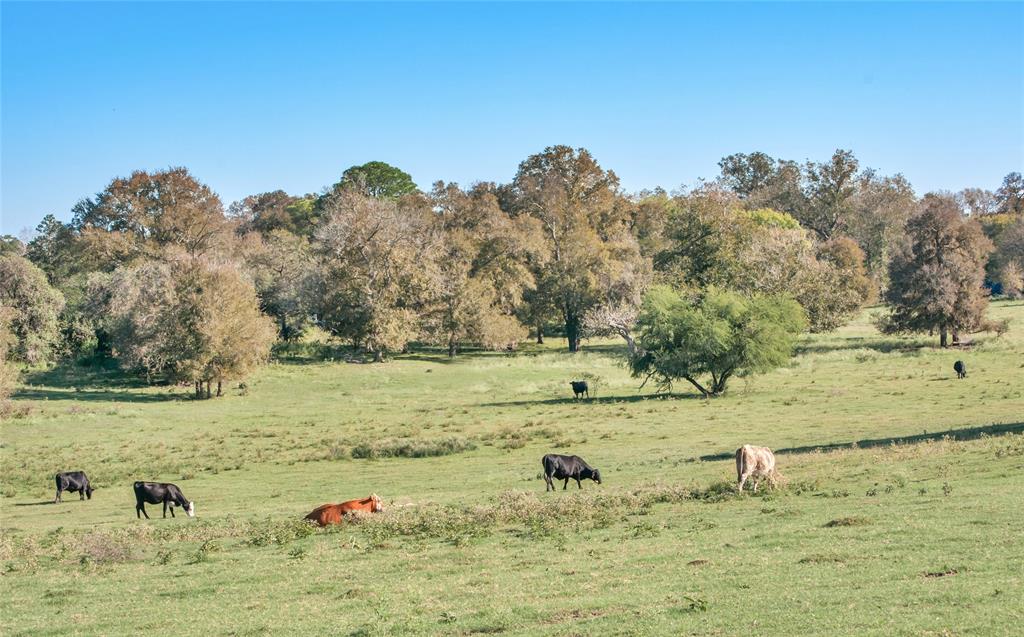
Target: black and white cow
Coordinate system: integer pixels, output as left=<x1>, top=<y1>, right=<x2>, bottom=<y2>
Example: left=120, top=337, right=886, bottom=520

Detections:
left=54, top=471, right=93, bottom=503
left=542, top=454, right=602, bottom=491
left=133, top=481, right=195, bottom=519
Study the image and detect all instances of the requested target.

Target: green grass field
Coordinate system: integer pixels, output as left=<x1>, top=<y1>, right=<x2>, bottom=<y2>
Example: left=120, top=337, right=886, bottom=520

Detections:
left=2, top=302, right=1023, bottom=636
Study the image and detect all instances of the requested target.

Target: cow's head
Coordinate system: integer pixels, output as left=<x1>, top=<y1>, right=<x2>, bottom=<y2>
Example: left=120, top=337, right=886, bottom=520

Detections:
left=591, top=468, right=602, bottom=485
left=370, top=494, right=383, bottom=513
left=185, top=501, right=196, bottom=517
left=85, top=485, right=94, bottom=500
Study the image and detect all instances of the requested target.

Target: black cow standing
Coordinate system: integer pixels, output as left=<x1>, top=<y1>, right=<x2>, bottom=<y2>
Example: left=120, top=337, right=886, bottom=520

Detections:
left=134, top=481, right=195, bottom=519
left=570, top=381, right=589, bottom=399
left=954, top=360, right=967, bottom=379
left=542, top=454, right=602, bottom=491
left=54, top=471, right=93, bottom=503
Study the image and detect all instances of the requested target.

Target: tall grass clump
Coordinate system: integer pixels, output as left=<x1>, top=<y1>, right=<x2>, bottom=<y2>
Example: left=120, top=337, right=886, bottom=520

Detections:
left=351, top=436, right=476, bottom=459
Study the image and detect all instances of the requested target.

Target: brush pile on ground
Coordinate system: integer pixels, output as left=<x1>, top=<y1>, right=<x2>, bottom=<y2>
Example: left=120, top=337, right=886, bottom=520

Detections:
left=356, top=482, right=739, bottom=545
left=0, top=482, right=744, bottom=568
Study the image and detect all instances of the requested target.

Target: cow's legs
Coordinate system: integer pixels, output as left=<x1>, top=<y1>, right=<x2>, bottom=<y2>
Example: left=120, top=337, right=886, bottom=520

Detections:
left=54, top=489, right=62, bottom=503
left=544, top=475, right=553, bottom=492
left=576, top=478, right=582, bottom=489
left=563, top=478, right=569, bottom=490
left=737, top=471, right=751, bottom=493
left=138, top=504, right=149, bottom=519
left=79, top=489, right=86, bottom=501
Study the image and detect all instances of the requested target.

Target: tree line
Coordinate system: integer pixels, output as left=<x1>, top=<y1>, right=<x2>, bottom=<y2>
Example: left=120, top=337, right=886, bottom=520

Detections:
left=1, top=147, right=1021, bottom=398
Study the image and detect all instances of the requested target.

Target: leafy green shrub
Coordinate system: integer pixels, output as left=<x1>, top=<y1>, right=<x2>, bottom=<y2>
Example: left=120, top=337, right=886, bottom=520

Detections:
left=191, top=539, right=219, bottom=564
left=631, top=286, right=806, bottom=396
left=247, top=519, right=317, bottom=547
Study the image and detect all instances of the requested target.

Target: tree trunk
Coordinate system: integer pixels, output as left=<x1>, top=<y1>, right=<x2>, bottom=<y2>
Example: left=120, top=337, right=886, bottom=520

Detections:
left=373, top=350, right=384, bottom=363
left=195, top=381, right=201, bottom=399
left=682, top=375, right=712, bottom=398
left=216, top=380, right=222, bottom=397
left=618, top=329, right=638, bottom=359
left=536, top=323, right=544, bottom=344
left=205, top=381, right=211, bottom=399
left=711, top=370, right=732, bottom=396
left=566, top=314, right=581, bottom=353
left=940, top=325, right=949, bottom=348
left=951, top=328, right=961, bottom=346
left=448, top=337, right=457, bottom=358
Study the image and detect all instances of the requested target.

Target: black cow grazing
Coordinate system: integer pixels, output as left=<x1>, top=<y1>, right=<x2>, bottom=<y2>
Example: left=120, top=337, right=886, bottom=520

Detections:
left=54, top=471, right=93, bottom=503
left=954, top=360, right=967, bottom=379
left=570, top=380, right=589, bottom=399
left=133, top=482, right=195, bottom=519
left=542, top=454, right=602, bottom=491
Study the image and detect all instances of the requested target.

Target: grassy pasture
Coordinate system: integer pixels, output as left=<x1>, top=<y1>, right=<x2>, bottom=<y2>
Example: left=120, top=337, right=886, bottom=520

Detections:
left=1, top=302, right=1023, bottom=636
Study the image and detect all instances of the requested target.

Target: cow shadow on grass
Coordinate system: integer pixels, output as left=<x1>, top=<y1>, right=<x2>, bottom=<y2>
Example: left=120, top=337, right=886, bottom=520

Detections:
left=480, top=393, right=701, bottom=408
left=694, top=421, right=1024, bottom=462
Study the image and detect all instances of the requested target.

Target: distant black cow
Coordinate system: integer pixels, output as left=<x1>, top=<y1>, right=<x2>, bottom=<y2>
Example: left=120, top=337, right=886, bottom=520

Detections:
left=133, top=481, right=195, bottom=519
left=54, top=471, right=93, bottom=503
left=542, top=454, right=602, bottom=491
left=570, top=380, right=589, bottom=399
left=954, top=360, right=967, bottom=379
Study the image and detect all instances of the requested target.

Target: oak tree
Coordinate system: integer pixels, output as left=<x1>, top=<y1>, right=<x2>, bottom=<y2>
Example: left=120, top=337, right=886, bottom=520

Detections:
left=880, top=194, right=993, bottom=346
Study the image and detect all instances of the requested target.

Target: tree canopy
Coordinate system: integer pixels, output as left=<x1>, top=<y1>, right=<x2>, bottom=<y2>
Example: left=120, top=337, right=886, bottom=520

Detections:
left=94, top=259, right=275, bottom=395
left=0, top=255, right=66, bottom=364
left=9, top=145, right=1013, bottom=386
left=630, top=286, right=806, bottom=397
left=312, top=189, right=437, bottom=361
left=327, top=161, right=419, bottom=200
left=73, top=167, right=230, bottom=263
left=510, top=145, right=648, bottom=352
left=879, top=193, right=993, bottom=346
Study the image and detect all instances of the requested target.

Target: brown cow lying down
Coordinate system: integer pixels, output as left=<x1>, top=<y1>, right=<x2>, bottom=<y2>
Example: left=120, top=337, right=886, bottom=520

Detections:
left=735, top=445, right=778, bottom=493
left=304, top=494, right=383, bottom=526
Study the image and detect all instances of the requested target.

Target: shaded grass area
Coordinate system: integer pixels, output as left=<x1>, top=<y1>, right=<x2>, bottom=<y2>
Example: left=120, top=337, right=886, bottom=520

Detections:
left=696, top=420, right=1024, bottom=461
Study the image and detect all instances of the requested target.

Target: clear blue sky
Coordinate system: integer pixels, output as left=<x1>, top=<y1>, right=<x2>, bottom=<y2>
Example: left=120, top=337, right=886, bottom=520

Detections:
left=2, top=1, right=1022, bottom=235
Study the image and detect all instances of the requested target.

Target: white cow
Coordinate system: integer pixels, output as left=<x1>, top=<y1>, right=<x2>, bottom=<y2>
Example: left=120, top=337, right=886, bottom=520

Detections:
left=735, top=445, right=778, bottom=493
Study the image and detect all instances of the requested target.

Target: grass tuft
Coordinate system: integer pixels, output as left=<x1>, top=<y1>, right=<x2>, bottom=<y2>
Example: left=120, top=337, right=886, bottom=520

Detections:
left=824, top=516, right=872, bottom=528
